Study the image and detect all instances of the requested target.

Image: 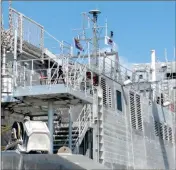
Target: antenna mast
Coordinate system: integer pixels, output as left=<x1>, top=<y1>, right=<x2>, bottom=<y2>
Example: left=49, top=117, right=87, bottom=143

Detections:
left=89, top=9, right=101, bottom=66
left=164, top=48, right=168, bottom=62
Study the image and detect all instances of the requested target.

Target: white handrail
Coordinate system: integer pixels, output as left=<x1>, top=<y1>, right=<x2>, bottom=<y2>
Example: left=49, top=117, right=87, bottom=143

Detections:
left=62, top=104, right=92, bottom=153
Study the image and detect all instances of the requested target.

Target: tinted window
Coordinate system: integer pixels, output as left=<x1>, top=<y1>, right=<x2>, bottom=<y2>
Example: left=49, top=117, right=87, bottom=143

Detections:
left=116, top=90, right=122, bottom=111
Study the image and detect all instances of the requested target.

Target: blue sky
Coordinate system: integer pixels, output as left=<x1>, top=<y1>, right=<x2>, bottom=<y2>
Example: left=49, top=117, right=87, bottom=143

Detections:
left=2, top=1, right=175, bottom=64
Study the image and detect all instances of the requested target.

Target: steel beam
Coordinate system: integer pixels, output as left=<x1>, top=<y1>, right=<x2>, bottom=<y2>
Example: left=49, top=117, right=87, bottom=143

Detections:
left=68, top=108, right=72, bottom=150
left=48, top=100, right=54, bottom=154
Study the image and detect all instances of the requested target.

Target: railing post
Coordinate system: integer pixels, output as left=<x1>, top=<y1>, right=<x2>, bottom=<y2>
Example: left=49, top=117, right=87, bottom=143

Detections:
left=48, top=58, right=51, bottom=85
left=69, top=108, right=72, bottom=151
left=85, top=69, right=87, bottom=96
left=48, top=100, right=54, bottom=154
left=78, top=116, right=80, bottom=147
left=103, top=55, right=105, bottom=74
left=66, top=57, right=69, bottom=88
left=13, top=29, right=18, bottom=87
left=19, top=14, right=23, bottom=53
left=30, top=60, right=33, bottom=86
left=84, top=106, right=86, bottom=122
left=23, top=64, right=26, bottom=87
left=111, top=60, right=113, bottom=78
left=40, top=28, right=44, bottom=59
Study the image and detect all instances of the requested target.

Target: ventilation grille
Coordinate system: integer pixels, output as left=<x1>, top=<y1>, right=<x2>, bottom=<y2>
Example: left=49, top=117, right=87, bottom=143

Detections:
left=154, top=121, right=159, bottom=136
left=101, top=78, right=107, bottom=106
left=108, top=87, right=112, bottom=108
left=130, top=92, right=136, bottom=129
left=154, top=121, right=173, bottom=143
left=168, top=127, right=173, bottom=142
left=159, top=123, right=163, bottom=139
left=164, top=125, right=168, bottom=140
left=136, top=94, right=143, bottom=131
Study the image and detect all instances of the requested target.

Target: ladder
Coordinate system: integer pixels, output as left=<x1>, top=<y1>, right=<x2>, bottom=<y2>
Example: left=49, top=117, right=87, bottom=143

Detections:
left=93, top=87, right=104, bottom=164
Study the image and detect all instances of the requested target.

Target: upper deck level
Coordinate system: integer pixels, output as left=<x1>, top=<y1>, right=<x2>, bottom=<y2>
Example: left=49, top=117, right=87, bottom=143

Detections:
left=1, top=7, right=174, bottom=111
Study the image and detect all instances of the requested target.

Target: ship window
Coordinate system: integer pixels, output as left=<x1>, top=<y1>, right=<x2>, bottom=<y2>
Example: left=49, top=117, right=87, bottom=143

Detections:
left=166, top=73, right=176, bottom=79
left=130, top=92, right=136, bottom=129
left=116, top=90, right=122, bottom=111
left=108, top=87, right=112, bottom=108
left=136, top=94, right=143, bottom=131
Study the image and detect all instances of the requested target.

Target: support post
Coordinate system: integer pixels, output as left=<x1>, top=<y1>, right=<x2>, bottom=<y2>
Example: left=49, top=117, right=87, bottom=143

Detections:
left=69, top=108, right=72, bottom=151
left=151, top=50, right=156, bottom=101
left=88, top=129, right=92, bottom=159
left=48, top=101, right=54, bottom=154
left=13, top=29, right=17, bottom=87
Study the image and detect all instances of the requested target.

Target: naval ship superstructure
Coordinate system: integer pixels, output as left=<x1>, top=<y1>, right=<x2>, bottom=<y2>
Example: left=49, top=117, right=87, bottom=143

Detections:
left=1, top=4, right=176, bottom=170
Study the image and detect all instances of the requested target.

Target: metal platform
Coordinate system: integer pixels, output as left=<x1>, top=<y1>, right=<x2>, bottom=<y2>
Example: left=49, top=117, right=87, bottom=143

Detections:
left=13, top=84, right=93, bottom=104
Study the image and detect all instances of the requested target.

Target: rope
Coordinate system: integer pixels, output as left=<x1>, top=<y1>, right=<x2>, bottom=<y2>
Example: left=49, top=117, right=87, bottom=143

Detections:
left=1, top=125, right=11, bottom=134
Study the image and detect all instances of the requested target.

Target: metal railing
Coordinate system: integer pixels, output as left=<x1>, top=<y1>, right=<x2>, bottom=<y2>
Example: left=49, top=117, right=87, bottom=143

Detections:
left=8, top=7, right=174, bottom=108
left=9, top=7, right=72, bottom=57
left=62, top=104, right=92, bottom=153
left=10, top=8, right=44, bottom=52
left=14, top=57, right=94, bottom=97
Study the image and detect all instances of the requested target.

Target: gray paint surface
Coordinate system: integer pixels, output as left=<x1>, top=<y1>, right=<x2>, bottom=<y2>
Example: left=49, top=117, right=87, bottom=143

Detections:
left=1, top=151, right=107, bottom=170
left=100, top=75, right=175, bottom=169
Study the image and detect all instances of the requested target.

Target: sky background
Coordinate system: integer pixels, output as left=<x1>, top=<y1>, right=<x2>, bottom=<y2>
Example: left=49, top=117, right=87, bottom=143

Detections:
left=2, top=1, right=176, bottom=65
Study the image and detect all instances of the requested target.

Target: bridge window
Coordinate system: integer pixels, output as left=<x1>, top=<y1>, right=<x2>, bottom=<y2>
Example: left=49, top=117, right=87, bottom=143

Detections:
left=166, top=73, right=176, bottom=79
left=116, top=90, right=122, bottom=112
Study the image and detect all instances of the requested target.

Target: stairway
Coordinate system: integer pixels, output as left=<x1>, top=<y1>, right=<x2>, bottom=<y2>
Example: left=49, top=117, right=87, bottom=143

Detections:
left=53, top=123, right=79, bottom=154
left=53, top=105, right=92, bottom=154
left=33, top=105, right=92, bottom=154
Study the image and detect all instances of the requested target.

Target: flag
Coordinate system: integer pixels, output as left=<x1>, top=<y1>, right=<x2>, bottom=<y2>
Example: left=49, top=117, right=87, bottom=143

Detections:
left=74, top=38, right=83, bottom=51
left=170, top=103, right=175, bottom=112
left=105, top=36, right=113, bottom=46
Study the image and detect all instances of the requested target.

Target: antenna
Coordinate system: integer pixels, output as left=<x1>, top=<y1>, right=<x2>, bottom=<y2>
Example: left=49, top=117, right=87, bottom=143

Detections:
left=164, top=48, right=168, bottom=62
left=1, top=0, right=3, bottom=28
left=105, top=18, right=108, bottom=37
left=89, top=9, right=101, bottom=66
left=8, top=0, right=12, bottom=30
left=174, top=47, right=176, bottom=60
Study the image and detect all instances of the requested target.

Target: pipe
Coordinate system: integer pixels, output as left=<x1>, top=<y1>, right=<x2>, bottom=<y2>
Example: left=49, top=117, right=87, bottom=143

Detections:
left=151, top=50, right=156, bottom=101
left=68, top=108, right=72, bottom=151
left=151, top=50, right=156, bottom=82
left=48, top=101, right=54, bottom=154
left=13, top=29, right=17, bottom=86
left=2, top=47, right=6, bottom=75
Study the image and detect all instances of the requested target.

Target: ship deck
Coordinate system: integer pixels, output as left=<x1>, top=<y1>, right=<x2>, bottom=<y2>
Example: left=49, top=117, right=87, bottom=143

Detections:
left=13, top=84, right=93, bottom=104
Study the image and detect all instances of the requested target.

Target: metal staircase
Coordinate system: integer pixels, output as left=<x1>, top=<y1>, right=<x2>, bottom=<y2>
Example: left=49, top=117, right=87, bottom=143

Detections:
left=53, top=104, right=92, bottom=154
